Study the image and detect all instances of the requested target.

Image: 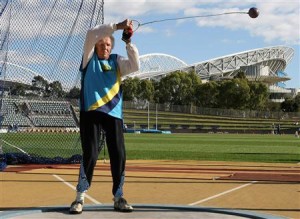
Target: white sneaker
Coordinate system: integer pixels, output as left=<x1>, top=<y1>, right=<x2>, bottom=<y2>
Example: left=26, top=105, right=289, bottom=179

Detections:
left=69, top=201, right=83, bottom=214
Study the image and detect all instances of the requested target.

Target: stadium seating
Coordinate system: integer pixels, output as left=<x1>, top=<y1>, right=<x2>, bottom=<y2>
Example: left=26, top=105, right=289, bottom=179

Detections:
left=0, top=98, right=77, bottom=130
left=1, top=99, right=31, bottom=127
left=28, top=101, right=71, bottom=114
left=122, top=107, right=299, bottom=134
left=1, top=98, right=299, bottom=134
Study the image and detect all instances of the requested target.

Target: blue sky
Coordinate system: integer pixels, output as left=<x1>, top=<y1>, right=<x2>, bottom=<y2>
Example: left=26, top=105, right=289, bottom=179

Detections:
left=105, top=0, right=299, bottom=89
left=1, top=0, right=299, bottom=90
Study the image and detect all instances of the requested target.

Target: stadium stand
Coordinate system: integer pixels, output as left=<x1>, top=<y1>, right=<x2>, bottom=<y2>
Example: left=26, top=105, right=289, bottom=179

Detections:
left=30, top=115, right=76, bottom=127
left=122, top=106, right=300, bottom=134
left=28, top=101, right=71, bottom=114
left=1, top=99, right=31, bottom=127
left=0, top=98, right=299, bottom=134
left=0, top=98, right=78, bottom=130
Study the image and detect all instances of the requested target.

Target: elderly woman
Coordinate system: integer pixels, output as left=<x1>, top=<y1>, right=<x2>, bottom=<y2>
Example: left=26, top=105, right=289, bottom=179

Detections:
left=70, top=19, right=139, bottom=214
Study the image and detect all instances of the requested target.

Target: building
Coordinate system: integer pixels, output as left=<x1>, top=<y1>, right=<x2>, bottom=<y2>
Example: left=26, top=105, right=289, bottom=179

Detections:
left=127, top=46, right=295, bottom=102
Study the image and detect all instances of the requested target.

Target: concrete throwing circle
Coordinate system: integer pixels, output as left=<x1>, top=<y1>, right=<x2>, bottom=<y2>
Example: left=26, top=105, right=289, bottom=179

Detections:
left=0, top=204, right=286, bottom=219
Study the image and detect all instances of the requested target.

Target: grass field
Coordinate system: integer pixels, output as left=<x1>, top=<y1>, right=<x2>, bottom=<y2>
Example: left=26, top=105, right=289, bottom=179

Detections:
left=124, top=133, right=300, bottom=163
left=1, top=132, right=299, bottom=163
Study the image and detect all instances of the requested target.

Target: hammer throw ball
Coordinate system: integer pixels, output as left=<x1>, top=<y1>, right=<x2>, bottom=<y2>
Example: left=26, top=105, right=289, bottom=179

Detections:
left=248, top=7, right=259, bottom=18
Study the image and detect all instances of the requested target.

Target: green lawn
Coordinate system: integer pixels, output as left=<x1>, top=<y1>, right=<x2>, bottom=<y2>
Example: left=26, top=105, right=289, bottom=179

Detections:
left=123, top=133, right=300, bottom=163
left=1, top=132, right=299, bottom=163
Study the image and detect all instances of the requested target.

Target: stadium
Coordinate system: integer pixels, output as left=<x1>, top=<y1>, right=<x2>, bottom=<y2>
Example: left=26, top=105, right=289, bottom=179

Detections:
left=1, top=1, right=299, bottom=219
left=0, top=46, right=298, bottom=133
left=126, top=45, right=296, bottom=103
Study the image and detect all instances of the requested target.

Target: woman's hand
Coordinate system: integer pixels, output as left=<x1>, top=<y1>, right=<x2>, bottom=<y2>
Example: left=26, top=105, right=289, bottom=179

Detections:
left=116, top=19, right=132, bottom=30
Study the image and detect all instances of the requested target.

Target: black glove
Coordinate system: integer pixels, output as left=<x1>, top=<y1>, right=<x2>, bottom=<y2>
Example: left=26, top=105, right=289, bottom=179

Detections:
left=122, top=27, right=133, bottom=43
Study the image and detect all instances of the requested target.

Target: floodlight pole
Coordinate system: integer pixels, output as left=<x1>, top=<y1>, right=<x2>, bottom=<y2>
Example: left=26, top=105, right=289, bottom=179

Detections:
left=147, top=101, right=150, bottom=130
left=155, top=103, right=158, bottom=130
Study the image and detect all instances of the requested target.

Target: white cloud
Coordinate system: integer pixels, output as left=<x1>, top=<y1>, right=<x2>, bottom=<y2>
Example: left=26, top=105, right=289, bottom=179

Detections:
left=5, top=0, right=298, bottom=45
left=105, top=0, right=200, bottom=19
left=104, top=0, right=300, bottom=45
left=252, top=1, right=299, bottom=44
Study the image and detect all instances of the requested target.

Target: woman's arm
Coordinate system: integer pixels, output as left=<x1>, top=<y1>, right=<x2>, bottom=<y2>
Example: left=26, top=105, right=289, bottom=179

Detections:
left=117, top=43, right=140, bottom=76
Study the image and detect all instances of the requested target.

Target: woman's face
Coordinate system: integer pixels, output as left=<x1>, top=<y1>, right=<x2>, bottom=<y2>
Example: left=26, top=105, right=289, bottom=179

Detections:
left=95, top=37, right=112, bottom=60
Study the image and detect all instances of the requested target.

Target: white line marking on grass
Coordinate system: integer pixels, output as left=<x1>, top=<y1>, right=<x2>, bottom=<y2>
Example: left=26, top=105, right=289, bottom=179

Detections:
left=1, top=139, right=29, bottom=155
left=189, top=181, right=257, bottom=206
left=52, top=174, right=102, bottom=204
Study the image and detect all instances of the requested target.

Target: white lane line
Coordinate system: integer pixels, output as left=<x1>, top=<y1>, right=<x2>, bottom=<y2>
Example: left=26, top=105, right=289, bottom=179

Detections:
left=189, top=181, right=257, bottom=206
left=52, top=174, right=102, bottom=204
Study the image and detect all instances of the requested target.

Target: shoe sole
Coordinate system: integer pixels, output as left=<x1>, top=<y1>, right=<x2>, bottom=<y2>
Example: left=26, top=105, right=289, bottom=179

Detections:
left=114, top=208, right=133, bottom=213
left=69, top=210, right=82, bottom=214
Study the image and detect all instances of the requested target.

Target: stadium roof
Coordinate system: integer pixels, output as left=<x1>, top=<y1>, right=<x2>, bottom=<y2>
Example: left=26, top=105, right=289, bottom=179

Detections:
left=0, top=61, right=51, bottom=86
left=127, top=53, right=188, bottom=79
left=127, top=46, right=294, bottom=85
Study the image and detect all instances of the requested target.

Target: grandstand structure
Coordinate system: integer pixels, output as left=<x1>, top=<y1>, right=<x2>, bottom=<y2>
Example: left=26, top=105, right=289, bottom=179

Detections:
left=0, top=98, right=78, bottom=131
left=127, top=46, right=295, bottom=102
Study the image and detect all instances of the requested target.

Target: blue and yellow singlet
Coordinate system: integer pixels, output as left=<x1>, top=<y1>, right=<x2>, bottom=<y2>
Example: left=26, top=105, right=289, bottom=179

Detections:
left=80, top=53, right=123, bottom=119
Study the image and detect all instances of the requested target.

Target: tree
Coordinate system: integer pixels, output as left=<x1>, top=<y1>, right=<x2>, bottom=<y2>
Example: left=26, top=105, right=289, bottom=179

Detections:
left=217, top=79, right=250, bottom=109
left=185, top=71, right=202, bottom=105
left=48, top=81, right=65, bottom=98
left=67, top=87, right=80, bottom=99
left=281, top=97, right=298, bottom=112
left=152, top=79, right=160, bottom=103
left=156, top=71, right=201, bottom=105
left=174, top=72, right=190, bottom=105
left=247, top=82, right=269, bottom=110
left=122, top=77, right=140, bottom=101
left=137, top=79, right=154, bottom=102
left=265, top=101, right=281, bottom=112
left=294, top=93, right=300, bottom=112
left=156, top=72, right=181, bottom=104
left=295, top=93, right=300, bottom=103
left=10, top=83, right=26, bottom=96
left=31, top=75, right=49, bottom=96
left=234, top=71, right=247, bottom=80
left=195, top=81, right=218, bottom=107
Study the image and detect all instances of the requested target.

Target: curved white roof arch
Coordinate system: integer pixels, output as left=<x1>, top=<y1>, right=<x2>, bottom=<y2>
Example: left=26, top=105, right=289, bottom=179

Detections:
left=184, top=45, right=294, bottom=82
left=0, top=61, right=50, bottom=85
left=126, top=53, right=188, bottom=80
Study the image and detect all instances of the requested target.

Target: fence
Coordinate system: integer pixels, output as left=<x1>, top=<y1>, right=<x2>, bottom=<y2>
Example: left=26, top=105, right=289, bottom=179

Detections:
left=123, top=101, right=300, bottom=120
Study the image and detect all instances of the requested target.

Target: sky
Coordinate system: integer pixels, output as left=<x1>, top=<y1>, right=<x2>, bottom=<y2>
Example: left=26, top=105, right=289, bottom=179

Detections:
left=104, top=0, right=300, bottom=89
left=0, top=0, right=299, bottom=90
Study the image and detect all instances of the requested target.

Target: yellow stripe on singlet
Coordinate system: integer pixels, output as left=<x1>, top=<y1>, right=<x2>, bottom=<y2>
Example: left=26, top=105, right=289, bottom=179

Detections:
left=88, top=70, right=121, bottom=111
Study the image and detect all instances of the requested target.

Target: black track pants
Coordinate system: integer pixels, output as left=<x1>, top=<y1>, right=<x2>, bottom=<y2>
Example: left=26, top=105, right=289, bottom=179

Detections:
left=76, top=111, right=126, bottom=197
